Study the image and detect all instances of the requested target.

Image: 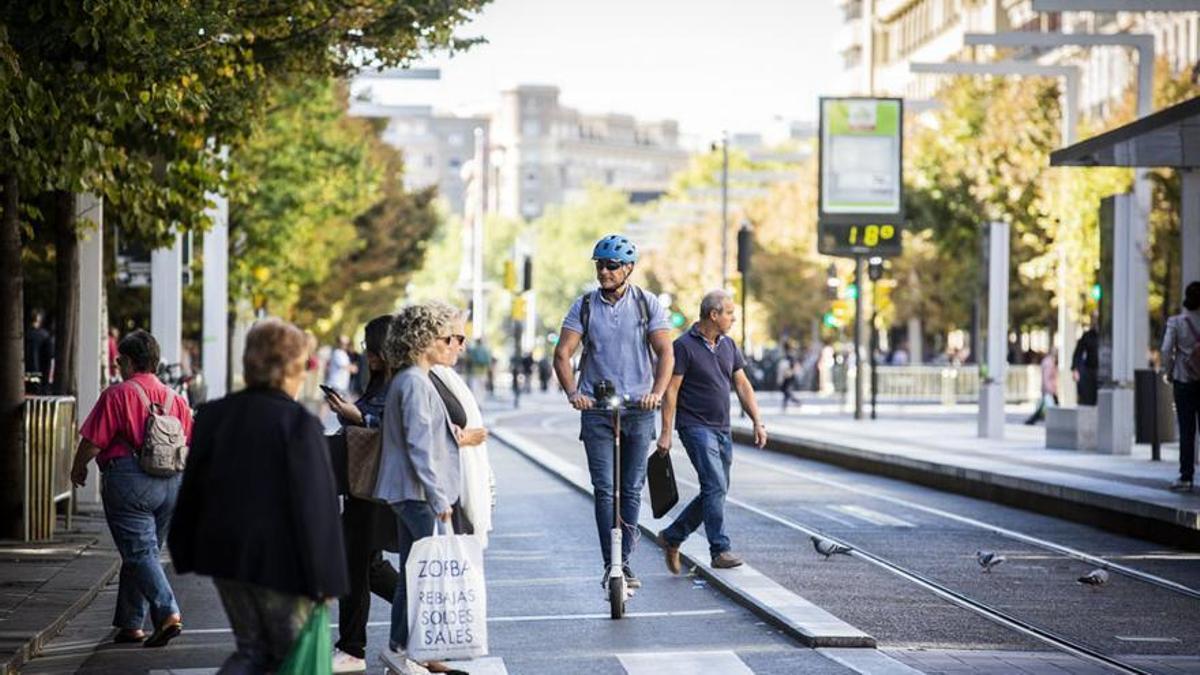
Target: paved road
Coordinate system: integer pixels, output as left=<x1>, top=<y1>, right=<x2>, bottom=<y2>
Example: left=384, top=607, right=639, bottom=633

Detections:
left=23, top=424, right=851, bottom=674
left=495, top=394, right=1200, bottom=674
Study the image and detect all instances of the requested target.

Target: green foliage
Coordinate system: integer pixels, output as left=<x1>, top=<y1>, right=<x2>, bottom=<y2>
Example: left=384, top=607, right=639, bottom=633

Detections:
left=294, top=143, right=441, bottom=340
left=227, top=79, right=382, bottom=314
left=0, top=0, right=488, bottom=239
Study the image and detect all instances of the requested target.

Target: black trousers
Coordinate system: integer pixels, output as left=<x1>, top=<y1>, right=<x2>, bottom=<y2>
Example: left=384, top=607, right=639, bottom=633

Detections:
left=336, top=497, right=399, bottom=659
left=1174, top=381, right=1200, bottom=482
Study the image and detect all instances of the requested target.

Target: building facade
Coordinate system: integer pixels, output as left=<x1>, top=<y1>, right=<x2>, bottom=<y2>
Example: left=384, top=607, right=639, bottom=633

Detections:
left=488, top=85, right=690, bottom=220
left=349, top=100, right=489, bottom=216
left=837, top=0, right=1199, bottom=116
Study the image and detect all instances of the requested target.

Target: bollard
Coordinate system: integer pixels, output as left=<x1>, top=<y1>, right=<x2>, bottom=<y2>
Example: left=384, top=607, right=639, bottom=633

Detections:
left=1150, top=368, right=1161, bottom=462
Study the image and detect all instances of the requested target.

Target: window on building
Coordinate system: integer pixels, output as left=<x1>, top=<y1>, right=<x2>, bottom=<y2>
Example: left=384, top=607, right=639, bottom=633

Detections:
left=522, top=119, right=541, bottom=137
left=449, top=158, right=462, bottom=170
left=447, top=133, right=464, bottom=147
left=424, top=155, right=435, bottom=168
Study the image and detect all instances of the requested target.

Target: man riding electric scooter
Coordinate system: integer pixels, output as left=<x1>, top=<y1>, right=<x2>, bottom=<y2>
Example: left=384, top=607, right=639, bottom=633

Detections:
left=553, top=235, right=674, bottom=608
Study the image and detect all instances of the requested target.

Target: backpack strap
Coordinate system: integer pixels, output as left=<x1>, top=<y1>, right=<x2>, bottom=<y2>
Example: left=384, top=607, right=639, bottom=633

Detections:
left=633, top=285, right=655, bottom=364
left=576, top=292, right=593, bottom=380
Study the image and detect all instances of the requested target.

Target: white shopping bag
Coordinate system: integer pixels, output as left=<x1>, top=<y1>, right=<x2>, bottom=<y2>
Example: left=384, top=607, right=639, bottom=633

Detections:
left=406, top=527, right=488, bottom=662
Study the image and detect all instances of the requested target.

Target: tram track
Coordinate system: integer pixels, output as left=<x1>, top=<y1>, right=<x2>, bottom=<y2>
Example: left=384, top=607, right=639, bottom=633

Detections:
left=698, top=473, right=1155, bottom=674
left=733, top=449, right=1200, bottom=602
left=508, top=408, right=1195, bottom=673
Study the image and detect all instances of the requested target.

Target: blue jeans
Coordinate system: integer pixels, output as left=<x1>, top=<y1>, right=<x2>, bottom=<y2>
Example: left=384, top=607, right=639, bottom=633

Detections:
left=580, top=409, right=655, bottom=568
left=388, top=500, right=436, bottom=651
left=99, top=456, right=181, bottom=630
left=661, top=427, right=733, bottom=556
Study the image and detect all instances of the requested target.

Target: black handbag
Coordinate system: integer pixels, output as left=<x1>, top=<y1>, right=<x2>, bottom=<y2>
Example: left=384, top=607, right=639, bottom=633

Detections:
left=647, top=450, right=680, bottom=518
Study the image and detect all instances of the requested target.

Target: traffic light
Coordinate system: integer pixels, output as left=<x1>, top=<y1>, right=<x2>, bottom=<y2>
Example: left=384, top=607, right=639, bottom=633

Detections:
left=737, top=223, right=753, bottom=274
left=867, top=256, right=884, bottom=282
left=670, top=308, right=686, bottom=328
left=845, top=283, right=858, bottom=300
left=1090, top=282, right=1102, bottom=301
left=511, top=295, right=527, bottom=321
left=522, top=255, right=533, bottom=292
left=503, top=260, right=517, bottom=292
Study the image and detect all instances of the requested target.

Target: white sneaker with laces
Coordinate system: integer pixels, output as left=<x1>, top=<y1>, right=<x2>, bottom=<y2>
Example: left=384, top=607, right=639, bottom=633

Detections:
left=380, top=648, right=431, bottom=675
left=332, top=647, right=366, bottom=673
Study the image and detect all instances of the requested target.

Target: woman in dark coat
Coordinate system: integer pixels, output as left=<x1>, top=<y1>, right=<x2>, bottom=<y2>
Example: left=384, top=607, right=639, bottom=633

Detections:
left=324, top=315, right=401, bottom=672
left=169, top=318, right=348, bottom=673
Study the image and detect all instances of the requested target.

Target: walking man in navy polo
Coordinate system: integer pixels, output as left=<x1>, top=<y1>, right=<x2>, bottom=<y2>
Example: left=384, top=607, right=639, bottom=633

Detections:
left=553, top=234, right=674, bottom=589
left=658, top=290, right=766, bottom=571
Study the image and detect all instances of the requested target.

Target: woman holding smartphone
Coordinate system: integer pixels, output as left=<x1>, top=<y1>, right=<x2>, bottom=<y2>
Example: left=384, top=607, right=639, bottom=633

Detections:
left=324, top=315, right=401, bottom=673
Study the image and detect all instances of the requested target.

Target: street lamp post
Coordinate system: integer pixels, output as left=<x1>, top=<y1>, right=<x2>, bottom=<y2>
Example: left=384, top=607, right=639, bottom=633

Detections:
left=720, top=131, right=729, bottom=290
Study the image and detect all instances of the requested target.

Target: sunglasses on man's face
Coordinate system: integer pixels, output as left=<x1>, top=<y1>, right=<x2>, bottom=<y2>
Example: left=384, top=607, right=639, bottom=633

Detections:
left=594, top=260, right=624, bottom=272
left=439, top=334, right=467, bottom=346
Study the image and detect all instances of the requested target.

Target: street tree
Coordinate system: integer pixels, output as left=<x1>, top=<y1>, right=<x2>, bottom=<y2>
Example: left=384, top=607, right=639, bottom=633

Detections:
left=0, top=0, right=487, bottom=538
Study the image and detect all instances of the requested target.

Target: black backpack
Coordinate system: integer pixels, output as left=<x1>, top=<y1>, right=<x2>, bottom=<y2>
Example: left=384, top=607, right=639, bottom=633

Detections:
left=576, top=285, right=656, bottom=380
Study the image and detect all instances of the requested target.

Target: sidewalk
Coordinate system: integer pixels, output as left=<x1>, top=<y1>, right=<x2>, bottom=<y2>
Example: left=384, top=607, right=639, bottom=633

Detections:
left=0, top=511, right=118, bottom=675
left=733, top=405, right=1200, bottom=549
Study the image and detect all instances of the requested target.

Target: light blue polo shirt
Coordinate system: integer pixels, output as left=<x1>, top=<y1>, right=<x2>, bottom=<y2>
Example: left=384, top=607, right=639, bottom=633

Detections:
left=561, top=286, right=669, bottom=398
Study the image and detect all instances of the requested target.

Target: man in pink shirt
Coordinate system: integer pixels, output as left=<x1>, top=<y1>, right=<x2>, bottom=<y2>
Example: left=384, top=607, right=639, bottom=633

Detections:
left=71, top=329, right=193, bottom=648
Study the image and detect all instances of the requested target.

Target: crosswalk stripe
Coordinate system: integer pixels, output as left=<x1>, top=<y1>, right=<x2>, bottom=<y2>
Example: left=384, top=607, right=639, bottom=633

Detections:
left=618, top=650, right=754, bottom=674
left=832, top=504, right=915, bottom=527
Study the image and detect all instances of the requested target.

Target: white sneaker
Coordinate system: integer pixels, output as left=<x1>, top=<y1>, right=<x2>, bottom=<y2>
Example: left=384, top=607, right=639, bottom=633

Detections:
left=380, top=649, right=431, bottom=675
left=332, top=648, right=366, bottom=673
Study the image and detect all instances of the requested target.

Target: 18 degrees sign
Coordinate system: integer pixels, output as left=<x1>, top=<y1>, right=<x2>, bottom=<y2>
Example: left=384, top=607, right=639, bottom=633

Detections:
left=818, top=222, right=902, bottom=257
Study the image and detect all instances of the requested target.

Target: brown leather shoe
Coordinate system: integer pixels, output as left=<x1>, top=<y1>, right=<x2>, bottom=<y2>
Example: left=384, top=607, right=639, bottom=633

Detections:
left=711, top=552, right=744, bottom=569
left=660, top=531, right=681, bottom=574
left=144, top=615, right=182, bottom=648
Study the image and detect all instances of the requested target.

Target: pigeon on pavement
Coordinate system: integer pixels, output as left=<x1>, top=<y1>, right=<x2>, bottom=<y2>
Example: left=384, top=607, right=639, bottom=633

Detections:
left=811, top=536, right=853, bottom=559
left=976, top=550, right=1006, bottom=573
left=1077, top=569, right=1109, bottom=587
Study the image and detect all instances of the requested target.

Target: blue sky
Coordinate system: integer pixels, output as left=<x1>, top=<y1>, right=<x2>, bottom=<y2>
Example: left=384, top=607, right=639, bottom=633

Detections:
left=362, top=0, right=844, bottom=145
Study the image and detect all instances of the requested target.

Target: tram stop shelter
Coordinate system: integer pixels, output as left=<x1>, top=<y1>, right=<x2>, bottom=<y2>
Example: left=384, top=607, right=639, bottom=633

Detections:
left=1050, top=95, right=1200, bottom=455
left=1051, top=94, right=1199, bottom=295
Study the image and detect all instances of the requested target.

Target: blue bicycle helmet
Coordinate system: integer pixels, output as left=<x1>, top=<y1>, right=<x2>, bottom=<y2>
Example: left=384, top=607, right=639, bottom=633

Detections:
left=592, top=234, right=639, bottom=264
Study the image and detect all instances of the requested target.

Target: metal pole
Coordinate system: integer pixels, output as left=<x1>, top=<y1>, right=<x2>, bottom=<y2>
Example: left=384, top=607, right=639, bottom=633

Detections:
left=1150, top=366, right=1161, bottom=461
left=854, top=256, right=864, bottom=420
left=741, top=271, right=748, bottom=357
left=721, top=131, right=729, bottom=290
left=871, top=307, right=879, bottom=420
left=471, top=127, right=487, bottom=342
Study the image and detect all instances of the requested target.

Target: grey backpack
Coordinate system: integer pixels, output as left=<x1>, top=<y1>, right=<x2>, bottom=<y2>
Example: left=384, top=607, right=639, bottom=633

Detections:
left=129, top=380, right=188, bottom=477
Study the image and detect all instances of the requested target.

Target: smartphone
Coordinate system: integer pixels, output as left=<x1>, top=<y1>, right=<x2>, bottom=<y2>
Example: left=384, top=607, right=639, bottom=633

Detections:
left=319, top=384, right=339, bottom=399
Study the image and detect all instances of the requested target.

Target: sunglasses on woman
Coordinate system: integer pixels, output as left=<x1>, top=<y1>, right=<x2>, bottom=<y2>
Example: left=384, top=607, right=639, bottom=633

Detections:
left=439, top=334, right=467, bottom=346
left=594, top=260, right=624, bottom=272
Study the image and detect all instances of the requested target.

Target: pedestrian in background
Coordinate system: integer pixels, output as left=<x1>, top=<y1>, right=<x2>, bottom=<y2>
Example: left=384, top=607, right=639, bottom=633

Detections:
left=326, top=334, right=357, bottom=397
left=658, top=290, right=767, bottom=572
left=1024, top=349, right=1059, bottom=425
left=1162, top=281, right=1200, bottom=492
left=1072, top=320, right=1100, bottom=406
left=24, top=308, right=53, bottom=393
left=107, top=326, right=121, bottom=384
left=374, top=303, right=463, bottom=674
left=325, top=314, right=401, bottom=673
left=553, top=234, right=673, bottom=589
left=169, top=318, right=348, bottom=672
left=70, top=329, right=191, bottom=648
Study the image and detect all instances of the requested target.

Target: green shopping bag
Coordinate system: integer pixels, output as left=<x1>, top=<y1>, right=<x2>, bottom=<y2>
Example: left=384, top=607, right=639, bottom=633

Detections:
left=278, top=602, right=332, bottom=675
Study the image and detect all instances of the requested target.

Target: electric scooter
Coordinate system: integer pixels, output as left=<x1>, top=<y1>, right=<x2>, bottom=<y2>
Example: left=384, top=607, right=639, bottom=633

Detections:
left=592, top=379, right=649, bottom=620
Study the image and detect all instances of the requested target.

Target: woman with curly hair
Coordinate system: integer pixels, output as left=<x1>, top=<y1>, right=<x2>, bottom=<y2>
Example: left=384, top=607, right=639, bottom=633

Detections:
left=373, top=302, right=464, bottom=675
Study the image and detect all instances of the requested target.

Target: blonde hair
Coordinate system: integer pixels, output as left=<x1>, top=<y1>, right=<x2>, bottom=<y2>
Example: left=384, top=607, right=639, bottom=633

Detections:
left=385, top=301, right=462, bottom=369
left=243, top=318, right=309, bottom=389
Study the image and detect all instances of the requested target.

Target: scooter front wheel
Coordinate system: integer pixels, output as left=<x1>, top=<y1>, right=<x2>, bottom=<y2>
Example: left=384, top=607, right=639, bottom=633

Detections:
left=609, top=575, right=626, bottom=619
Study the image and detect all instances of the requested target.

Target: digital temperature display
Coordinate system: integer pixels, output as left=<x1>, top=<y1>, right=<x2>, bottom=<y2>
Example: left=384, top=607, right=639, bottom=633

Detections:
left=818, top=222, right=902, bottom=257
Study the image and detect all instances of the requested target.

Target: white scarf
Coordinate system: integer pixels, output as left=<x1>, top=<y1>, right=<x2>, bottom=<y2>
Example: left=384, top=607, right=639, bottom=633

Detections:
left=432, top=365, right=494, bottom=547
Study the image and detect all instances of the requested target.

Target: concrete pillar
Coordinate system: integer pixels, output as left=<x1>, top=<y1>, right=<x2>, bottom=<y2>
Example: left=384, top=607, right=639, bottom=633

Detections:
left=202, top=193, right=229, bottom=400
left=1132, top=174, right=1152, bottom=371
left=1182, top=170, right=1200, bottom=295
left=979, top=221, right=1009, bottom=440
left=906, top=317, right=923, bottom=364
left=1056, top=246, right=1077, bottom=408
left=151, top=233, right=183, bottom=366
left=1100, top=194, right=1136, bottom=455
left=74, top=194, right=104, bottom=504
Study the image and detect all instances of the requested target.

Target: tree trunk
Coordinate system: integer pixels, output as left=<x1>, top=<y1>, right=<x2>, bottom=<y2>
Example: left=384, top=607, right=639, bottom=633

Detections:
left=52, top=191, right=78, bottom=396
left=0, top=174, right=26, bottom=539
